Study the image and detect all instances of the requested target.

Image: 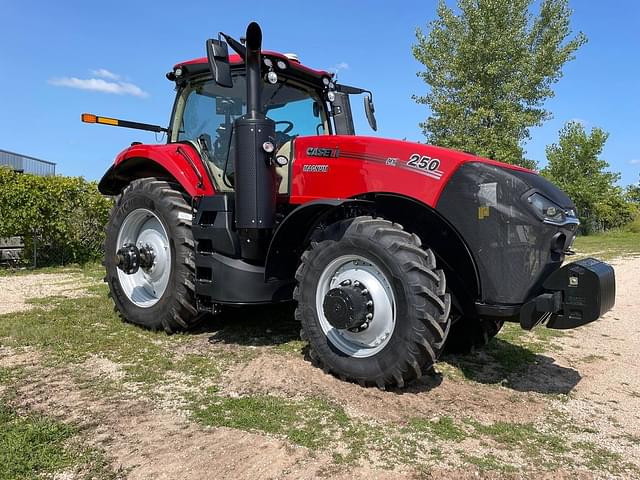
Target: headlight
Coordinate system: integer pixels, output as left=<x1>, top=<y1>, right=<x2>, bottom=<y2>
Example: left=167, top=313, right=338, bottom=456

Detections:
left=527, top=193, right=578, bottom=226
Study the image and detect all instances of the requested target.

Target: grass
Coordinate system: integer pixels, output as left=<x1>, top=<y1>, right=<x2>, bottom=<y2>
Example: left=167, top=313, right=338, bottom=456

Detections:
left=460, top=453, right=518, bottom=473
left=0, top=400, right=77, bottom=480
left=407, top=416, right=467, bottom=442
left=441, top=322, right=566, bottom=385
left=0, top=398, right=121, bottom=480
left=191, top=389, right=351, bottom=450
left=573, top=229, right=640, bottom=260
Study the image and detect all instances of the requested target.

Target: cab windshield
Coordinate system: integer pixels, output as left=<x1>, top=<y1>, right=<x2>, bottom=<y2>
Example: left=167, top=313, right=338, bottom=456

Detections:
left=171, top=75, right=328, bottom=188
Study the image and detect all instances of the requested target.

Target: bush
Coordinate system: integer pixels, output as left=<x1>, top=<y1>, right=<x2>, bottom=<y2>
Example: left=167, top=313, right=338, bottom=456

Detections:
left=0, top=167, right=112, bottom=266
left=626, top=214, right=640, bottom=234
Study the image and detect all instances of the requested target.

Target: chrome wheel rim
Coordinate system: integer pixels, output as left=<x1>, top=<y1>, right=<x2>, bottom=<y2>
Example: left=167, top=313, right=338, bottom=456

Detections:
left=316, top=254, right=396, bottom=358
left=116, top=208, right=171, bottom=308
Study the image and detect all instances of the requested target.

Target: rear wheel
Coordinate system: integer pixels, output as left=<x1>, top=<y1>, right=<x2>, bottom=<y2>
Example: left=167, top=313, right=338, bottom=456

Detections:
left=295, top=217, right=451, bottom=388
left=104, top=178, right=199, bottom=332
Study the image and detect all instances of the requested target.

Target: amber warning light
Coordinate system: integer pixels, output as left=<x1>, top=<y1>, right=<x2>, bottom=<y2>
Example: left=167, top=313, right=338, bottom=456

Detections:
left=80, top=113, right=167, bottom=133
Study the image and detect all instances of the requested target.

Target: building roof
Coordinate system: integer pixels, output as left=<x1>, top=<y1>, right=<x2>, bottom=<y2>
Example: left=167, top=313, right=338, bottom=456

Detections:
left=0, top=149, right=56, bottom=176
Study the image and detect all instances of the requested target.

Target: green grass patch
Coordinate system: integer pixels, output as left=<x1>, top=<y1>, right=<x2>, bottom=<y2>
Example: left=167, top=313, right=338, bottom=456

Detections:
left=191, top=390, right=350, bottom=450
left=0, top=400, right=77, bottom=479
left=407, top=416, right=467, bottom=441
left=0, top=399, right=121, bottom=480
left=467, top=419, right=567, bottom=459
left=573, top=440, right=634, bottom=474
left=442, top=323, right=566, bottom=384
left=573, top=230, right=640, bottom=260
left=460, top=453, right=518, bottom=473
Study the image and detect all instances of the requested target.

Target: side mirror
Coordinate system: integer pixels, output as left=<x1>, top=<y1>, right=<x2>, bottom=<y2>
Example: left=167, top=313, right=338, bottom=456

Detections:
left=364, top=94, right=377, bottom=132
left=206, top=39, right=233, bottom=88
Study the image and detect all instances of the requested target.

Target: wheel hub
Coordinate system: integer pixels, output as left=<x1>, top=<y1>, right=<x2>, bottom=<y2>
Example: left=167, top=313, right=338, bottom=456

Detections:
left=116, top=208, right=171, bottom=308
left=315, top=255, right=396, bottom=358
left=322, top=280, right=374, bottom=331
left=116, top=243, right=155, bottom=275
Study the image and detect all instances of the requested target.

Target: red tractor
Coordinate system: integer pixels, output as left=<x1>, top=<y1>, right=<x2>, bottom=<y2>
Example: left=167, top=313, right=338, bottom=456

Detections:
left=83, top=22, right=615, bottom=388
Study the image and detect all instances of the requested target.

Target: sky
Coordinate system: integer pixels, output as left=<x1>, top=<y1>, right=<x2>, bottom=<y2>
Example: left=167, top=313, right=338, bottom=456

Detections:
left=0, top=0, right=638, bottom=186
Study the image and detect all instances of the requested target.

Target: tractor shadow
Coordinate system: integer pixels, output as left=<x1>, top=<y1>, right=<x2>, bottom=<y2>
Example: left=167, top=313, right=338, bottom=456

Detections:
left=193, top=307, right=580, bottom=395
left=193, top=303, right=301, bottom=347
left=441, top=339, right=581, bottom=395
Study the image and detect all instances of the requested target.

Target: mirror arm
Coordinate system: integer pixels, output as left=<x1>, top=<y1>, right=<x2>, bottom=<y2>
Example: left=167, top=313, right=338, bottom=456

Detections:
left=220, top=32, right=247, bottom=60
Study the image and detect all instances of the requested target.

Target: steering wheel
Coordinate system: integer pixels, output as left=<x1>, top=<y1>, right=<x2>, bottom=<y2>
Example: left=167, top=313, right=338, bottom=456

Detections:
left=274, top=121, right=294, bottom=134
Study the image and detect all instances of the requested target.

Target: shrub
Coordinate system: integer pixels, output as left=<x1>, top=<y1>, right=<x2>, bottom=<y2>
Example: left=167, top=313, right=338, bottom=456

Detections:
left=0, top=167, right=112, bottom=266
left=626, top=214, right=640, bottom=234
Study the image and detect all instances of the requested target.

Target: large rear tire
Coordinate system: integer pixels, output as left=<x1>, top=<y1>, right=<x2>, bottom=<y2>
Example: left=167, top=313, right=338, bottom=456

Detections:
left=104, top=178, right=199, bottom=333
left=295, top=217, right=451, bottom=388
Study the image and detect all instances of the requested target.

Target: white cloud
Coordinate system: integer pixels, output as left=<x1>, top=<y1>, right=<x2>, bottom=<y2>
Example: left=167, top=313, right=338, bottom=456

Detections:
left=629, top=159, right=640, bottom=165
left=330, top=61, right=350, bottom=77
left=90, top=68, right=120, bottom=80
left=49, top=76, right=148, bottom=98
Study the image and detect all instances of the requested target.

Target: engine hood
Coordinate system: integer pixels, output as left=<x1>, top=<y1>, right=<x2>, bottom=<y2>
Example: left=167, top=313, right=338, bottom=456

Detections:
left=290, top=135, right=537, bottom=208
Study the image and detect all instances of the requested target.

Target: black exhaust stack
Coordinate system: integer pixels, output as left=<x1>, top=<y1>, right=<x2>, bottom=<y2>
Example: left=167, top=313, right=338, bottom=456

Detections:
left=233, top=22, right=277, bottom=261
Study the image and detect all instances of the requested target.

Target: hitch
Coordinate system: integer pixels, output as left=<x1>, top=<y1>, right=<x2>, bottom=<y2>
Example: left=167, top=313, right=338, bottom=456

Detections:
left=520, top=258, right=615, bottom=330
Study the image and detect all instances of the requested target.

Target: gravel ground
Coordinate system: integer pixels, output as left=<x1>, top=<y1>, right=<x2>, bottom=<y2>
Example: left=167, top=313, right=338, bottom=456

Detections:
left=0, top=272, right=91, bottom=314
left=0, top=257, right=638, bottom=479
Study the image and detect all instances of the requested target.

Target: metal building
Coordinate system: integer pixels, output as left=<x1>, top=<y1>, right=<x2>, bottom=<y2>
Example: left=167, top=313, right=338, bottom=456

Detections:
left=0, top=149, right=56, bottom=176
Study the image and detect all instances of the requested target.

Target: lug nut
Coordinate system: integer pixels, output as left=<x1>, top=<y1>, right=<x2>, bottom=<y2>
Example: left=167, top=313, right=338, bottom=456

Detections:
left=361, top=288, right=369, bottom=295
left=366, top=313, right=373, bottom=320
left=353, top=280, right=360, bottom=287
left=340, top=279, right=352, bottom=286
left=366, top=300, right=373, bottom=307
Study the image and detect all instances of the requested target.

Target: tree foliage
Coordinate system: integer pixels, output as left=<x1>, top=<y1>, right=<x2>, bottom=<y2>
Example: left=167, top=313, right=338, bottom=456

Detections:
left=541, top=122, right=634, bottom=233
left=626, top=179, right=640, bottom=204
left=413, top=0, right=586, bottom=168
left=0, top=168, right=112, bottom=265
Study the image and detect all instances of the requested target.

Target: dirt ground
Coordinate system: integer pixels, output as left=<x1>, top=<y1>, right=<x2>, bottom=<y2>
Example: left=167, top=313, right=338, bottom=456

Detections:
left=0, top=272, right=91, bottom=315
left=0, top=257, right=639, bottom=479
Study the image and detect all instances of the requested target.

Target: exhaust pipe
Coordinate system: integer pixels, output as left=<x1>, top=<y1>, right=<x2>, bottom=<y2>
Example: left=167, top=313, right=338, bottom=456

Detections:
left=233, top=22, right=277, bottom=261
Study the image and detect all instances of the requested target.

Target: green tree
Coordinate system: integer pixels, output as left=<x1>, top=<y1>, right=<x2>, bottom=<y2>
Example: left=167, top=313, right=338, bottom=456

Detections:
left=541, top=122, right=633, bottom=232
left=626, top=178, right=640, bottom=204
left=413, top=0, right=586, bottom=168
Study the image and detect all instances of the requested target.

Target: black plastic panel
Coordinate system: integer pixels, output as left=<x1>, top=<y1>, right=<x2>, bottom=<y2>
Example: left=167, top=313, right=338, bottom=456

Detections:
left=436, top=162, right=577, bottom=305
left=192, top=194, right=240, bottom=258
left=195, top=252, right=293, bottom=305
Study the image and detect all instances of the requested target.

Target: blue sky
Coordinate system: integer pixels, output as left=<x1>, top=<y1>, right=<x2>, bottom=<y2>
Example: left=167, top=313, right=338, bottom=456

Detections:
left=1, top=0, right=638, bottom=186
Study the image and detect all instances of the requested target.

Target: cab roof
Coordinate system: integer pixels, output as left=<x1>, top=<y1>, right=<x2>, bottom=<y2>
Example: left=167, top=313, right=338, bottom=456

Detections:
left=173, top=51, right=332, bottom=81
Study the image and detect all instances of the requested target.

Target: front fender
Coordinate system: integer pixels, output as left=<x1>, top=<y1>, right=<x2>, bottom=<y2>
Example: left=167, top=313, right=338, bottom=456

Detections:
left=98, top=143, right=215, bottom=197
left=264, top=199, right=374, bottom=281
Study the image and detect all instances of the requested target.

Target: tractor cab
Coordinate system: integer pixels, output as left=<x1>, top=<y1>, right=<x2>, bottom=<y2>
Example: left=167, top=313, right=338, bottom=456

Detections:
left=167, top=50, right=376, bottom=194
left=168, top=53, right=331, bottom=194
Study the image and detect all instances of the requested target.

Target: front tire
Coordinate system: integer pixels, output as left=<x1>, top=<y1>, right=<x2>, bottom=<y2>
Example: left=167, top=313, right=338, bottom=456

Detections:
left=444, top=315, right=504, bottom=354
left=295, top=217, right=451, bottom=388
left=104, top=178, right=199, bottom=332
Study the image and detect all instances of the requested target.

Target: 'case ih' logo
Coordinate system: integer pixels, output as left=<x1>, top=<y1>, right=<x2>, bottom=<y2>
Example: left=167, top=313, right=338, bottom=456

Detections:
left=306, top=147, right=339, bottom=158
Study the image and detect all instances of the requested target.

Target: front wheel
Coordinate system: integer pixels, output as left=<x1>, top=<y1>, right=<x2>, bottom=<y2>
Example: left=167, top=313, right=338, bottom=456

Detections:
left=104, top=178, right=199, bottom=332
left=294, top=217, right=451, bottom=388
